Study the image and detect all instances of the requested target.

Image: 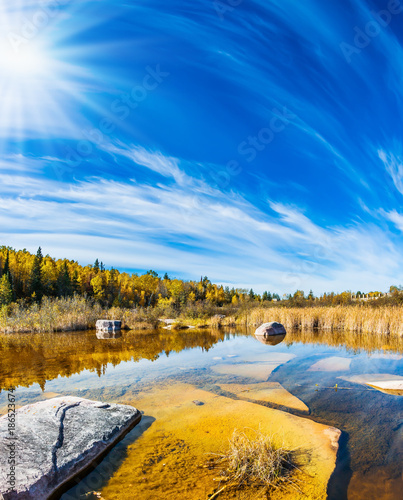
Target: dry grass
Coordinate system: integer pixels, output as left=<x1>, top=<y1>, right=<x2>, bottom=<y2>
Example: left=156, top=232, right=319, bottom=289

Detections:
left=224, top=306, right=403, bottom=336
left=206, top=428, right=298, bottom=497
left=0, top=296, right=102, bottom=333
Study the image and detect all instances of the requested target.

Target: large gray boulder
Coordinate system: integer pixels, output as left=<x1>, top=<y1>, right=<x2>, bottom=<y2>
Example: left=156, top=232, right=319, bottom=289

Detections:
left=95, top=320, right=122, bottom=333
left=254, top=321, right=286, bottom=337
left=0, top=397, right=141, bottom=500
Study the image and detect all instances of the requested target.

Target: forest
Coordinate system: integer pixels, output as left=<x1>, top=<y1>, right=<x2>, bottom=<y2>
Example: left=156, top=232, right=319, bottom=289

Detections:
left=0, top=245, right=401, bottom=309
left=1, top=245, right=403, bottom=336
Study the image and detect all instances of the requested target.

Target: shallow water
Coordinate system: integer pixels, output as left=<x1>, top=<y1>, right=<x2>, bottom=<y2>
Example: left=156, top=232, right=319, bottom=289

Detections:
left=0, top=328, right=402, bottom=499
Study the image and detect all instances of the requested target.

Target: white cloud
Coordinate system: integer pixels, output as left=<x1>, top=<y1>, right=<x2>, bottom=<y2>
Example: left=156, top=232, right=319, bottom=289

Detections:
left=379, top=148, right=403, bottom=195
left=1, top=148, right=403, bottom=294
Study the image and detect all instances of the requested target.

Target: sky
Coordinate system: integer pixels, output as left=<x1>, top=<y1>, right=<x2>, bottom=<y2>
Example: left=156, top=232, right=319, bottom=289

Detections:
left=0, top=0, right=403, bottom=294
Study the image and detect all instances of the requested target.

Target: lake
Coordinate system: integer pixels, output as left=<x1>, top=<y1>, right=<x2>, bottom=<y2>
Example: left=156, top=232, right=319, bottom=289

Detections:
left=0, top=328, right=402, bottom=499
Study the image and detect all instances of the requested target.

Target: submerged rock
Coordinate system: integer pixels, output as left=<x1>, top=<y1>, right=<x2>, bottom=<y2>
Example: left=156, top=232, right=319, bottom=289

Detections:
left=366, top=380, right=403, bottom=396
left=338, top=374, right=403, bottom=396
left=308, top=356, right=352, bottom=372
left=100, top=382, right=341, bottom=500
left=254, top=321, right=286, bottom=337
left=218, top=382, right=309, bottom=413
left=95, top=320, right=122, bottom=333
left=0, top=397, right=141, bottom=500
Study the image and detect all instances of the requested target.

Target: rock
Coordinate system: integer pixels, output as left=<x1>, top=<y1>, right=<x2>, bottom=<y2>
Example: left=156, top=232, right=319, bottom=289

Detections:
left=308, top=356, right=352, bottom=372
left=101, top=382, right=341, bottom=500
left=218, top=382, right=309, bottom=413
left=338, top=374, right=403, bottom=395
left=0, top=397, right=141, bottom=500
left=254, top=321, right=286, bottom=337
left=366, top=380, right=403, bottom=396
left=95, top=320, right=121, bottom=333
left=159, top=319, right=175, bottom=325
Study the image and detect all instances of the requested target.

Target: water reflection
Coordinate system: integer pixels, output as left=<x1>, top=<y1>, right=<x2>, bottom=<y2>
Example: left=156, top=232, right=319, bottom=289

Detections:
left=96, top=331, right=123, bottom=340
left=254, top=333, right=286, bottom=346
left=0, top=327, right=401, bottom=499
left=0, top=328, right=240, bottom=392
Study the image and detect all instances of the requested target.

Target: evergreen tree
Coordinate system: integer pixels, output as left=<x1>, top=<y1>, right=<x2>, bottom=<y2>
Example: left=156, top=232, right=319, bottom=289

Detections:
left=0, top=274, right=13, bottom=305
left=93, top=259, right=100, bottom=273
left=163, top=273, right=170, bottom=280
left=29, top=247, right=44, bottom=302
left=146, top=270, right=158, bottom=277
left=1, top=250, right=14, bottom=300
left=72, top=270, right=80, bottom=294
left=2, top=250, right=10, bottom=278
left=56, top=262, right=73, bottom=298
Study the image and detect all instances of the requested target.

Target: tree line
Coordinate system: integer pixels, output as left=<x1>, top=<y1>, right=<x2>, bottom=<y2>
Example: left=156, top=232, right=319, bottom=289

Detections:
left=0, top=246, right=280, bottom=308
left=0, top=245, right=400, bottom=309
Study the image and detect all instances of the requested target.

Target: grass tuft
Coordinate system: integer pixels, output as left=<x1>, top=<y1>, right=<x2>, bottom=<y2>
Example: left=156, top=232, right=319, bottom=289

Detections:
left=206, top=428, right=298, bottom=497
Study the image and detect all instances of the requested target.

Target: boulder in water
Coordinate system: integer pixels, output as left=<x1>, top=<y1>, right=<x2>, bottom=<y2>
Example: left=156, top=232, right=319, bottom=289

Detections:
left=254, top=321, right=286, bottom=337
left=96, top=320, right=122, bottom=333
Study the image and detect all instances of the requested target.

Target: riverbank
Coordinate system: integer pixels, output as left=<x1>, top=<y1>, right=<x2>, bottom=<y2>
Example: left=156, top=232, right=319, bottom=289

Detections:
left=1, top=296, right=403, bottom=337
left=223, top=306, right=403, bottom=336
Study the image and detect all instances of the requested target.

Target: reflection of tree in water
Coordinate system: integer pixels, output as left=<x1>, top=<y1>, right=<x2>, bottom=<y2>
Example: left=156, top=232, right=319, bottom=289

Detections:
left=284, top=328, right=402, bottom=354
left=0, top=329, right=244, bottom=392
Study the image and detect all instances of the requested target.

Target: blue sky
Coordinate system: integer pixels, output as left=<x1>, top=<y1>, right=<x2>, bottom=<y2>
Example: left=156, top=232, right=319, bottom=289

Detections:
left=1, top=0, right=403, bottom=294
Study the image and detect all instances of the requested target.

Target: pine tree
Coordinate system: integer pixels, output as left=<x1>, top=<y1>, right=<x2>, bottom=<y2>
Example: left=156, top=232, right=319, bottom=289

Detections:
left=71, top=270, right=80, bottom=294
left=1, top=250, right=14, bottom=300
left=93, top=259, right=100, bottom=273
left=2, top=250, right=10, bottom=278
left=57, top=262, right=73, bottom=298
left=29, top=247, right=44, bottom=302
left=0, top=274, right=13, bottom=305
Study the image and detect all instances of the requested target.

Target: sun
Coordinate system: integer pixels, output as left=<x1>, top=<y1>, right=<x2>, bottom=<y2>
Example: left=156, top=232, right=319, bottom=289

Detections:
left=0, top=42, right=49, bottom=79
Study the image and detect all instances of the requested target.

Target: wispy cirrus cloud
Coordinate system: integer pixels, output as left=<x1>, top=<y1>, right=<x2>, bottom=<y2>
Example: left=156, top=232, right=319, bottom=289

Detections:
left=1, top=148, right=403, bottom=293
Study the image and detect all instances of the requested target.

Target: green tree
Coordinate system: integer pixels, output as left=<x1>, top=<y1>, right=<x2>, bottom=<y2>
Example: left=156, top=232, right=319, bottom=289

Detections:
left=146, top=270, right=158, bottom=277
left=93, top=259, right=100, bottom=273
left=71, top=270, right=80, bottom=294
left=2, top=249, right=10, bottom=278
left=29, top=247, right=44, bottom=302
left=0, top=274, right=13, bottom=305
left=57, top=262, right=73, bottom=298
